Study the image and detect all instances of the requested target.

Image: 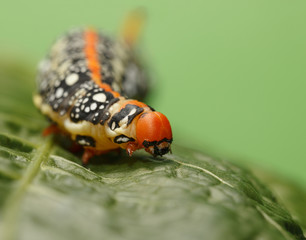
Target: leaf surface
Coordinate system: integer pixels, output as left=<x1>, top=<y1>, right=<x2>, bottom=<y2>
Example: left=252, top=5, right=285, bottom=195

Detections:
left=0, top=60, right=305, bottom=240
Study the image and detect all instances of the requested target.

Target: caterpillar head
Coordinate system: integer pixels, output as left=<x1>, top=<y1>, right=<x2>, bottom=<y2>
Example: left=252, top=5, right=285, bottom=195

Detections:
left=126, top=111, right=172, bottom=156
left=137, top=111, right=172, bottom=156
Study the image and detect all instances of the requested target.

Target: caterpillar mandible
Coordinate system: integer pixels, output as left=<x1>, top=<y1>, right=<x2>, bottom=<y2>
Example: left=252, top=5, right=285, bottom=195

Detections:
left=33, top=11, right=173, bottom=164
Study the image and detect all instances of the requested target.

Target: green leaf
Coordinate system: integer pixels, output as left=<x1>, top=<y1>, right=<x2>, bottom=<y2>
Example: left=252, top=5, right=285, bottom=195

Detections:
left=251, top=167, right=306, bottom=234
left=0, top=59, right=305, bottom=240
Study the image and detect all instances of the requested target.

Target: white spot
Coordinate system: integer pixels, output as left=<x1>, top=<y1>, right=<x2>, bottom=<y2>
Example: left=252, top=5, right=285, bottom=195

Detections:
left=99, top=105, right=105, bottom=110
left=81, top=105, right=85, bottom=110
left=90, top=102, right=97, bottom=111
left=40, top=81, right=47, bottom=90
left=49, top=94, right=55, bottom=101
left=119, top=116, right=128, bottom=126
left=63, top=92, right=68, bottom=97
left=128, top=108, right=137, bottom=116
left=76, top=108, right=80, bottom=112
left=71, top=113, right=74, bottom=117
left=55, top=88, right=64, bottom=98
left=111, top=122, right=116, bottom=130
left=65, top=73, right=79, bottom=86
left=83, top=98, right=89, bottom=103
left=94, top=112, right=99, bottom=117
left=54, top=80, right=61, bottom=87
left=75, top=114, right=79, bottom=118
left=112, top=83, right=120, bottom=92
left=117, top=137, right=129, bottom=143
left=69, top=65, right=75, bottom=71
left=85, top=107, right=90, bottom=113
left=92, top=93, right=106, bottom=103
left=78, top=139, right=89, bottom=146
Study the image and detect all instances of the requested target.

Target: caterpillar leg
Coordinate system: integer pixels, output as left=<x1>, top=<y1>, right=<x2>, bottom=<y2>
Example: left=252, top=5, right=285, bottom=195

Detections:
left=69, top=142, right=83, bottom=153
left=81, top=148, right=122, bottom=165
left=82, top=148, right=96, bottom=165
left=126, top=142, right=140, bottom=156
left=42, top=123, right=61, bottom=136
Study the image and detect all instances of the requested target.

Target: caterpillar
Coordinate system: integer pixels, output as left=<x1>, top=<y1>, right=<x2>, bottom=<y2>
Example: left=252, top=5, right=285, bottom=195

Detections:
left=33, top=12, right=173, bottom=164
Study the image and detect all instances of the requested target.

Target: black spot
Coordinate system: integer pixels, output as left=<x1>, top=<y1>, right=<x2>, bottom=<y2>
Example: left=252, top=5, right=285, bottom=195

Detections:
left=99, top=97, right=120, bottom=125
left=108, top=104, right=144, bottom=130
left=71, top=58, right=83, bottom=64
left=142, top=138, right=173, bottom=148
left=103, top=76, right=114, bottom=86
left=142, top=138, right=173, bottom=156
left=147, top=105, right=155, bottom=112
left=103, top=50, right=113, bottom=60
left=100, top=111, right=111, bottom=125
left=121, top=61, right=149, bottom=100
left=114, top=135, right=135, bottom=144
left=75, top=135, right=96, bottom=147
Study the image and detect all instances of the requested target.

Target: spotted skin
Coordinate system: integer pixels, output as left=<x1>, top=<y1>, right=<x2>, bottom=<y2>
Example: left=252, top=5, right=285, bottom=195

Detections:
left=108, top=104, right=144, bottom=131
left=69, top=83, right=117, bottom=124
left=34, top=27, right=173, bottom=164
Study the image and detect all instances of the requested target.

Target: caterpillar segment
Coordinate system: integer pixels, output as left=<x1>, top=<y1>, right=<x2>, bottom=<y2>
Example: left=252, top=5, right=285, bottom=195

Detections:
left=34, top=23, right=172, bottom=164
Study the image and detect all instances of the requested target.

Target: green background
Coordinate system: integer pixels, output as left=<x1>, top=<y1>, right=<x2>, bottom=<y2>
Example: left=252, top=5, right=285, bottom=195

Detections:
left=1, top=0, right=305, bottom=187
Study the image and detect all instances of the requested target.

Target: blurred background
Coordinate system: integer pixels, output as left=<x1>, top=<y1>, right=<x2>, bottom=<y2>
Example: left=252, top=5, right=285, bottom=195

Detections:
left=0, top=0, right=305, bottom=188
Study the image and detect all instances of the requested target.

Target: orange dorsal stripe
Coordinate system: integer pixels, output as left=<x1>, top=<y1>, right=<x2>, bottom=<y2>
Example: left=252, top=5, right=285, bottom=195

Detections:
left=120, top=100, right=147, bottom=110
left=84, top=29, right=120, bottom=98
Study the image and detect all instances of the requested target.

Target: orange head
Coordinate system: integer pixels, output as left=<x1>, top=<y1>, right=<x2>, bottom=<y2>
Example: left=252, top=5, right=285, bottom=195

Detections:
left=136, top=111, right=173, bottom=156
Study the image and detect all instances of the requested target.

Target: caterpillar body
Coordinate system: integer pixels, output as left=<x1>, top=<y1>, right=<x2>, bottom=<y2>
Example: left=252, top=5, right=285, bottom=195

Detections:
left=34, top=16, right=173, bottom=164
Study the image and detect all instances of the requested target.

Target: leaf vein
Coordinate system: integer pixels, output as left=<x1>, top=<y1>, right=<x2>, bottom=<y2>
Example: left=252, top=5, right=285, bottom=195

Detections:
left=166, top=157, right=234, bottom=188
left=1, top=138, right=53, bottom=240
